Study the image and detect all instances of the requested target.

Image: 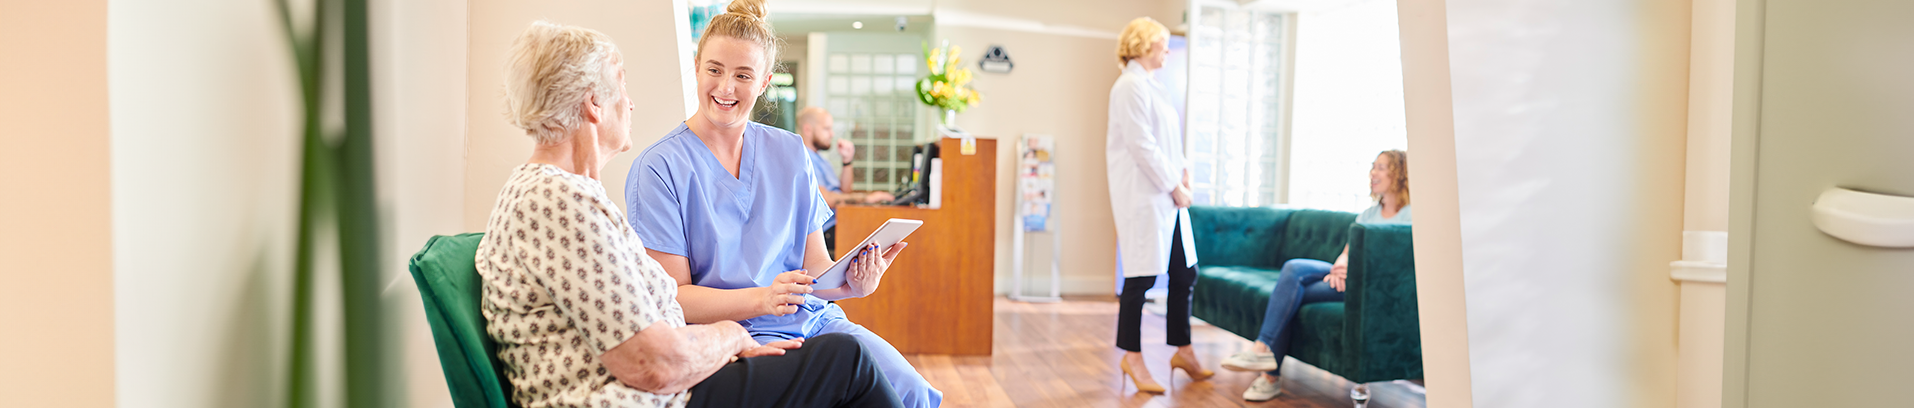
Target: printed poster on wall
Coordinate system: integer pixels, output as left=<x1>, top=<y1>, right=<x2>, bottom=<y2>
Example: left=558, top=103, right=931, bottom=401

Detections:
left=1020, top=135, right=1056, bottom=232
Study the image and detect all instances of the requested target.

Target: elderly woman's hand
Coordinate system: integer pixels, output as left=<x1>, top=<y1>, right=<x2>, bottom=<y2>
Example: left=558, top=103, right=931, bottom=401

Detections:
left=844, top=242, right=908, bottom=298
left=737, top=338, right=804, bottom=358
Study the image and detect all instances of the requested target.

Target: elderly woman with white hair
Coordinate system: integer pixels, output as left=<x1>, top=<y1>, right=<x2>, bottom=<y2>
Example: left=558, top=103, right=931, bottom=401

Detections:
left=473, top=20, right=900, bottom=408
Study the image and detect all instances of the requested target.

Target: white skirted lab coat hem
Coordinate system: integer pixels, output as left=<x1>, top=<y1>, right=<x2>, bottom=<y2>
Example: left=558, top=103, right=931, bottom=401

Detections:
left=1106, top=60, right=1198, bottom=279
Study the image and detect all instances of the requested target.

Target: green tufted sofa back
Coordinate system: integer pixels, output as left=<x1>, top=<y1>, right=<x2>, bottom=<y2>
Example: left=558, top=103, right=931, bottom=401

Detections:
left=1188, top=207, right=1359, bottom=267
left=1278, top=209, right=1360, bottom=263
left=1188, top=206, right=1290, bottom=269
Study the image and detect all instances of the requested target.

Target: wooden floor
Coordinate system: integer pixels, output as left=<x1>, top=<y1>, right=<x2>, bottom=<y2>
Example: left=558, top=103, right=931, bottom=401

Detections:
left=901, top=296, right=1426, bottom=408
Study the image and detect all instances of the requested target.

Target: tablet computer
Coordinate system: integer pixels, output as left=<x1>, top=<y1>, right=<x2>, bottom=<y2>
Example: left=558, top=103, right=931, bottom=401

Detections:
left=812, top=218, right=923, bottom=290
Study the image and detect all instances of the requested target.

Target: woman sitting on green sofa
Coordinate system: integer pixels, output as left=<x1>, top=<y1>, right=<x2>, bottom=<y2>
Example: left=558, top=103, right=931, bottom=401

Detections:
left=1219, top=150, right=1412, bottom=402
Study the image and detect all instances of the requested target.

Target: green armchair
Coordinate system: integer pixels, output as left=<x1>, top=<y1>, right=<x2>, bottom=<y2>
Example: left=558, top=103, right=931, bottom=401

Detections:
left=407, top=233, right=519, bottom=408
left=1188, top=206, right=1423, bottom=385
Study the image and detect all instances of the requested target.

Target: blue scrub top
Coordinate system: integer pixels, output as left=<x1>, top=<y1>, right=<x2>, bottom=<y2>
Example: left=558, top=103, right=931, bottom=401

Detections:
left=626, top=122, right=834, bottom=336
left=808, top=150, right=842, bottom=194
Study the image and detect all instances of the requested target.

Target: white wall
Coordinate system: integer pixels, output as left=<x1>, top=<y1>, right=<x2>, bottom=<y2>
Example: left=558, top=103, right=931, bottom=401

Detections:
left=108, top=0, right=303, bottom=406
left=462, top=1, right=691, bottom=232
left=0, top=1, right=116, bottom=406
left=1444, top=1, right=1688, bottom=407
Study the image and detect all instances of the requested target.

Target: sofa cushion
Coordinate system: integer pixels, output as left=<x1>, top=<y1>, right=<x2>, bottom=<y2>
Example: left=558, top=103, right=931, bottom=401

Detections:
left=1191, top=264, right=1283, bottom=341
left=1191, top=263, right=1349, bottom=374
left=1278, top=209, right=1359, bottom=263
left=1188, top=206, right=1290, bottom=269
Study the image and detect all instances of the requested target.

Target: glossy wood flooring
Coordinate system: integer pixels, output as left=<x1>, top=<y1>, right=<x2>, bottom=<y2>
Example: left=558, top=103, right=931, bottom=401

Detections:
left=901, top=296, right=1426, bottom=408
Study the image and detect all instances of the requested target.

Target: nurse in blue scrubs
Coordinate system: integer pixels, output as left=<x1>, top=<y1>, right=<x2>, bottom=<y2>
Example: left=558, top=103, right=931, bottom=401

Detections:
left=623, top=0, right=941, bottom=406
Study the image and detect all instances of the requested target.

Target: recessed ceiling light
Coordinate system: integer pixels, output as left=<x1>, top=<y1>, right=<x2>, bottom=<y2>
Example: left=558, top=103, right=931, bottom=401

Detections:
left=852, top=21, right=864, bottom=29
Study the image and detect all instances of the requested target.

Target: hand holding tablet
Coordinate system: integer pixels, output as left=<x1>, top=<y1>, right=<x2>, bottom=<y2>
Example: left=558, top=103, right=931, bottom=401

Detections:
left=812, top=219, right=922, bottom=290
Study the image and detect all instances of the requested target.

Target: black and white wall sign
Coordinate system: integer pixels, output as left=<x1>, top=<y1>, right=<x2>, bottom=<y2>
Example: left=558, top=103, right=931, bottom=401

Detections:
left=980, top=45, right=1014, bottom=74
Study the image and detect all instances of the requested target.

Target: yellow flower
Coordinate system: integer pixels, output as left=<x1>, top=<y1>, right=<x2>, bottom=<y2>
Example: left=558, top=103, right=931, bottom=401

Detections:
left=951, top=69, right=972, bottom=87
left=967, top=93, right=981, bottom=106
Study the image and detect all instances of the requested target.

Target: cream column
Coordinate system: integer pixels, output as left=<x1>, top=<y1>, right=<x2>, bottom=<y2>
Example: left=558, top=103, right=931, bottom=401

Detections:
left=1395, top=1, right=1474, bottom=406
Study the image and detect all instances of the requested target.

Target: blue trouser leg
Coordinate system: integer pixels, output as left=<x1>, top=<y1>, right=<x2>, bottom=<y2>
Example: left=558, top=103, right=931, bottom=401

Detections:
left=1254, top=259, right=1345, bottom=375
left=775, top=304, right=943, bottom=408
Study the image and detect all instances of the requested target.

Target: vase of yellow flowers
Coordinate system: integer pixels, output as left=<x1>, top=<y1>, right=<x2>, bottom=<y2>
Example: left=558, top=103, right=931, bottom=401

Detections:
left=915, top=41, right=982, bottom=129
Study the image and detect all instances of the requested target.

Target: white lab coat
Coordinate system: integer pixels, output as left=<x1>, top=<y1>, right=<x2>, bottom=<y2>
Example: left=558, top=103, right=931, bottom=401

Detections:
left=1106, top=60, right=1198, bottom=278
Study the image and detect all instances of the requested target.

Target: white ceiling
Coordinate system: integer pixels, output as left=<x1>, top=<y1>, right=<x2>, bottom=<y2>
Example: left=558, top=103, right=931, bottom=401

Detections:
left=766, top=0, right=935, bottom=16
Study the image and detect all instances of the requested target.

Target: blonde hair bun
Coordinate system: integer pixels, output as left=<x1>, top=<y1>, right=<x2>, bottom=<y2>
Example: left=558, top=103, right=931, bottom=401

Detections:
left=696, top=0, right=782, bottom=77
left=725, top=0, right=770, bottom=20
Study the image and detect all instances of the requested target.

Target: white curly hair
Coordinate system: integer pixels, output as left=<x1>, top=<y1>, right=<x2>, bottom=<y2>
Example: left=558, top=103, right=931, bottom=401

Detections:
left=503, top=21, right=623, bottom=145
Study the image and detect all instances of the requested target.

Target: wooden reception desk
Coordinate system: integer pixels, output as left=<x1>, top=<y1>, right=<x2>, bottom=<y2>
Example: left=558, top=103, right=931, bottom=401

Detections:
left=832, top=137, right=995, bottom=355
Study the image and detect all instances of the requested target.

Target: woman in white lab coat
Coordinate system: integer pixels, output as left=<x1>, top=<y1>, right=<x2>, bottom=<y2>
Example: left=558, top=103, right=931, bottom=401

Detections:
left=1106, top=16, right=1209, bottom=394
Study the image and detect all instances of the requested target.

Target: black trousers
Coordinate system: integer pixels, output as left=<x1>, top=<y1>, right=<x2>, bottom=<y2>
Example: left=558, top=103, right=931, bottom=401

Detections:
left=1117, top=214, right=1197, bottom=352
left=687, top=332, right=901, bottom=408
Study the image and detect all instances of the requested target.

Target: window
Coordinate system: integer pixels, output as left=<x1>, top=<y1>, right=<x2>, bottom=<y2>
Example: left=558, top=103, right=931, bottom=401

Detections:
left=824, top=52, right=921, bottom=192
left=1185, top=3, right=1289, bottom=207
left=1283, top=0, right=1408, bottom=213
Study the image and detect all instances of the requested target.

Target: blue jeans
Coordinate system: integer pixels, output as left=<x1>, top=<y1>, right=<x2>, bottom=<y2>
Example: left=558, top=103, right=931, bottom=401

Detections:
left=1254, top=259, right=1346, bottom=375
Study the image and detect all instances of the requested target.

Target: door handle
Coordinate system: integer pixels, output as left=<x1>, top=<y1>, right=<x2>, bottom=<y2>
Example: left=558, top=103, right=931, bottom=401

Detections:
left=1811, top=187, right=1914, bottom=248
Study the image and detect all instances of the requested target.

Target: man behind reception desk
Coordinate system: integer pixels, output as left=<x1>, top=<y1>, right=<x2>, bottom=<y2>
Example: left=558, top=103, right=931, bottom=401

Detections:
left=797, top=107, right=895, bottom=254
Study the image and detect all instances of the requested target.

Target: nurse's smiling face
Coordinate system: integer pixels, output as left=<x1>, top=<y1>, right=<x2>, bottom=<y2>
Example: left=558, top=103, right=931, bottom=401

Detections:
left=694, top=36, right=773, bottom=133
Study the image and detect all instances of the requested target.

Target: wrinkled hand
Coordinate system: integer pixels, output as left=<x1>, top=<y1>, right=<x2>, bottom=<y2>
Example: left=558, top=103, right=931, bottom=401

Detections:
left=845, top=242, right=908, bottom=298
left=836, top=139, right=856, bottom=163
left=760, top=271, right=814, bottom=316
left=862, top=191, right=896, bottom=204
left=738, top=338, right=805, bottom=358
left=1324, top=263, right=1349, bottom=292
left=1171, top=185, right=1194, bottom=209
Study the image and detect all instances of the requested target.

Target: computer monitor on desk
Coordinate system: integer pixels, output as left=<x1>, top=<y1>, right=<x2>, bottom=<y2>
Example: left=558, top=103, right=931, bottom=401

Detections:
left=888, top=141, right=939, bottom=206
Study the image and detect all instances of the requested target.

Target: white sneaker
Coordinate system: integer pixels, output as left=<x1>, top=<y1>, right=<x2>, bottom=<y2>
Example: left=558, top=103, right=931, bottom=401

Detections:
left=1244, top=375, right=1282, bottom=401
left=1219, top=350, right=1278, bottom=372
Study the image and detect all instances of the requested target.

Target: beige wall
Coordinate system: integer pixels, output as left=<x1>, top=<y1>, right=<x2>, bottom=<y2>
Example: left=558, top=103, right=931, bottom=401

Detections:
left=932, top=0, right=1181, bottom=295
left=932, top=26, right=1125, bottom=294
left=108, top=0, right=305, bottom=406
left=371, top=0, right=470, bottom=406
left=1393, top=0, right=1474, bottom=406
left=0, top=1, right=116, bottom=407
left=463, top=0, right=691, bottom=231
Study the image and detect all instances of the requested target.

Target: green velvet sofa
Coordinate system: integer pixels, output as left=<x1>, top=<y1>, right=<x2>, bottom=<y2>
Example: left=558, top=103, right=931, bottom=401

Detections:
left=1188, top=206, right=1423, bottom=384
